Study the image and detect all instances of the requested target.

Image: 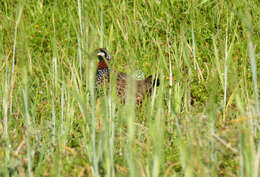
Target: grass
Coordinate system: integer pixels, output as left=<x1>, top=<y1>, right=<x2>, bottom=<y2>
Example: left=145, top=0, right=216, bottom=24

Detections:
left=0, top=0, right=260, bottom=176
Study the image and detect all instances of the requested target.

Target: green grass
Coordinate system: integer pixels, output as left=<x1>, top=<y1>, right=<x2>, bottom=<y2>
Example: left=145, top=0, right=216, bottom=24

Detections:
left=1, top=0, right=260, bottom=176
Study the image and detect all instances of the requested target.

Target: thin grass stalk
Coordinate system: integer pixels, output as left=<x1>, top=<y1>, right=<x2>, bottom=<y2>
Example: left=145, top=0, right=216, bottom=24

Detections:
left=126, top=79, right=136, bottom=177
left=51, top=57, right=57, bottom=147
left=56, top=82, right=65, bottom=177
left=51, top=22, right=61, bottom=174
left=223, top=28, right=228, bottom=120
left=152, top=155, right=159, bottom=177
left=209, top=81, right=218, bottom=177
left=151, top=39, right=161, bottom=109
left=3, top=75, right=10, bottom=162
left=253, top=142, right=260, bottom=177
left=77, top=0, right=83, bottom=36
left=191, top=23, right=197, bottom=70
left=167, top=35, right=173, bottom=115
left=239, top=123, right=255, bottom=177
left=89, top=60, right=99, bottom=177
left=240, top=0, right=259, bottom=114
left=152, top=105, right=163, bottom=177
left=151, top=48, right=164, bottom=177
left=212, top=37, right=223, bottom=87
left=179, top=141, right=192, bottom=177
left=210, top=111, right=217, bottom=176
left=10, top=5, right=23, bottom=114
left=77, top=35, right=82, bottom=80
left=240, top=132, right=245, bottom=177
left=100, top=1, right=104, bottom=47
left=60, top=81, right=65, bottom=149
left=213, top=133, right=238, bottom=154
left=51, top=93, right=57, bottom=158
left=248, top=40, right=259, bottom=114
left=77, top=0, right=83, bottom=79
left=108, top=93, right=115, bottom=177
left=22, top=68, right=33, bottom=177
left=168, top=57, right=172, bottom=115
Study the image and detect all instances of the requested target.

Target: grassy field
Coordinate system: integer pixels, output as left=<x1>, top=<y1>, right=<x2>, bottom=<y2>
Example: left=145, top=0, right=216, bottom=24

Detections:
left=1, top=0, right=260, bottom=176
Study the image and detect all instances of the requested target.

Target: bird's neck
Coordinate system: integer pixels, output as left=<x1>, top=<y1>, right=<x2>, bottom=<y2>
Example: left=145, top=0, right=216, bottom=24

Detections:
left=98, top=60, right=108, bottom=70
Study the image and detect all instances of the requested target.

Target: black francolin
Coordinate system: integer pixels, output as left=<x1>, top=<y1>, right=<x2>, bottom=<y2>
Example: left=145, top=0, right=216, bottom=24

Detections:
left=95, top=48, right=159, bottom=104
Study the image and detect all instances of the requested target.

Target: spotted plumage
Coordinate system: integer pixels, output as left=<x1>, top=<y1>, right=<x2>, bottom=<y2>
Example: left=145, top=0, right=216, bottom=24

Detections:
left=96, top=67, right=110, bottom=86
left=95, top=48, right=111, bottom=92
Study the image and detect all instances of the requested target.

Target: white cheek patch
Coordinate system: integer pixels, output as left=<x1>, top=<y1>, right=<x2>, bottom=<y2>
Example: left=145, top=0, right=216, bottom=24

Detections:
left=97, top=52, right=105, bottom=57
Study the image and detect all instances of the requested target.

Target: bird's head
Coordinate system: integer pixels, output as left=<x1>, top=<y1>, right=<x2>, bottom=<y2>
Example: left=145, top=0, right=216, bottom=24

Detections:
left=97, top=48, right=111, bottom=63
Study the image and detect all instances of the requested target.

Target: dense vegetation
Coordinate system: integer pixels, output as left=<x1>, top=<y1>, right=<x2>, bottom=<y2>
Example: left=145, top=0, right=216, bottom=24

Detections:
left=0, top=0, right=259, bottom=176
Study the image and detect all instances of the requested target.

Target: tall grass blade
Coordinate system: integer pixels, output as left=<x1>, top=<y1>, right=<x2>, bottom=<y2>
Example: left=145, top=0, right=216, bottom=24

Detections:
left=223, top=27, right=228, bottom=120
left=22, top=68, right=33, bottom=177
left=3, top=75, right=10, bottom=162
left=10, top=5, right=23, bottom=113
left=248, top=40, right=259, bottom=114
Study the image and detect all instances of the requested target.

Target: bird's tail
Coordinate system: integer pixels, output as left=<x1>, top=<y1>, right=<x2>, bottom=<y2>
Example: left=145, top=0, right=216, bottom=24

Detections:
left=145, top=75, right=160, bottom=88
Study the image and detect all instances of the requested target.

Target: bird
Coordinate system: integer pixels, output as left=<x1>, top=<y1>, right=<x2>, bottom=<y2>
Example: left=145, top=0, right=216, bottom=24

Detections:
left=95, top=48, right=159, bottom=104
